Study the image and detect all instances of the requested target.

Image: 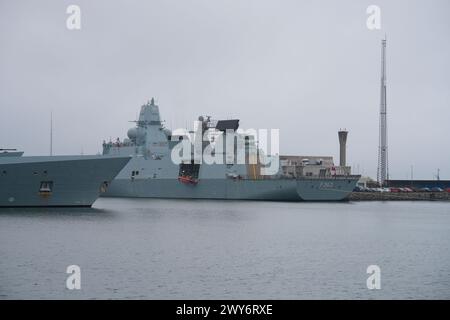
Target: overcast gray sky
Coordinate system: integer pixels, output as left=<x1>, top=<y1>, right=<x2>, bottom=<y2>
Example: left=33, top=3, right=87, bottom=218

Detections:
left=1, top=0, right=449, bottom=179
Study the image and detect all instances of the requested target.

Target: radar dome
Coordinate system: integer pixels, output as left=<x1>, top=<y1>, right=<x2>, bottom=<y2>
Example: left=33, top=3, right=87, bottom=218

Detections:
left=127, top=127, right=138, bottom=140
left=127, top=127, right=145, bottom=143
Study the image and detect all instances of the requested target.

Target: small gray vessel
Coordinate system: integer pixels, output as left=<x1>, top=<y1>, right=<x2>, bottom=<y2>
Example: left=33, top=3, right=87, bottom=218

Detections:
left=101, top=99, right=360, bottom=201
left=0, top=149, right=130, bottom=207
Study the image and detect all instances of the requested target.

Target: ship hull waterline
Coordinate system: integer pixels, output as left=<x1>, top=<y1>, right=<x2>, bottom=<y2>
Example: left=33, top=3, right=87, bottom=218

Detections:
left=102, top=177, right=358, bottom=202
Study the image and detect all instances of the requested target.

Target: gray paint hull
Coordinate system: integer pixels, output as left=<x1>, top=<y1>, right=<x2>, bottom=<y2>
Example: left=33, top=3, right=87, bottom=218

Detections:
left=100, top=100, right=360, bottom=202
left=103, top=177, right=358, bottom=201
left=0, top=156, right=130, bottom=207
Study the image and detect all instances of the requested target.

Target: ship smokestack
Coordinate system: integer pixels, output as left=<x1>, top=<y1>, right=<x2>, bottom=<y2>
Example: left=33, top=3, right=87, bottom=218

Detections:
left=338, top=129, right=348, bottom=167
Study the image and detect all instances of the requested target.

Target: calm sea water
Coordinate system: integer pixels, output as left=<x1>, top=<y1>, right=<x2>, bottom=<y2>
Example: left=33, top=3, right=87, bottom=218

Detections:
left=1, top=198, right=449, bottom=299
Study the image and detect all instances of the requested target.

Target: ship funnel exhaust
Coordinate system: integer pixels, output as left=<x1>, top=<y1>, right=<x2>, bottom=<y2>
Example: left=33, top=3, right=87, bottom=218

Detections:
left=338, top=129, right=348, bottom=167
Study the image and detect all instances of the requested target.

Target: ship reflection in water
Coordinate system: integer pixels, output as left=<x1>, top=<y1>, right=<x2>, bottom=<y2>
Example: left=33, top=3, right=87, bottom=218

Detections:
left=1, top=198, right=449, bottom=299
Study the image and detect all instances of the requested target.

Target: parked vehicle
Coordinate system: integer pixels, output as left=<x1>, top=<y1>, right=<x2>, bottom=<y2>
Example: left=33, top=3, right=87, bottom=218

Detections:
left=431, top=187, right=444, bottom=192
left=390, top=187, right=401, bottom=193
left=420, top=187, right=431, bottom=192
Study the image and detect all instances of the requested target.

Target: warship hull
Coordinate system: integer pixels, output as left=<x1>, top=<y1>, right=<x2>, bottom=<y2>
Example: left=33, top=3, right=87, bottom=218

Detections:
left=101, top=98, right=360, bottom=202
left=103, top=177, right=358, bottom=201
left=0, top=155, right=130, bottom=207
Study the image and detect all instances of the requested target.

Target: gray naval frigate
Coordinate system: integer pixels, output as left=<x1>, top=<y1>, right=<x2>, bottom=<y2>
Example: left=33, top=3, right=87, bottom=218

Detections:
left=102, top=99, right=360, bottom=201
left=0, top=149, right=130, bottom=207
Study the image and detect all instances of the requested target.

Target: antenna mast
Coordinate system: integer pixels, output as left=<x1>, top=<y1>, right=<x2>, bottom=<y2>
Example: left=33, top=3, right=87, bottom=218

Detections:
left=377, top=37, right=388, bottom=186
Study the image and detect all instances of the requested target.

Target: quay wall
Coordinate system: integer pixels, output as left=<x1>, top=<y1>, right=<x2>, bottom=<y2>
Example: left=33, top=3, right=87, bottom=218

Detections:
left=349, top=192, right=450, bottom=201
